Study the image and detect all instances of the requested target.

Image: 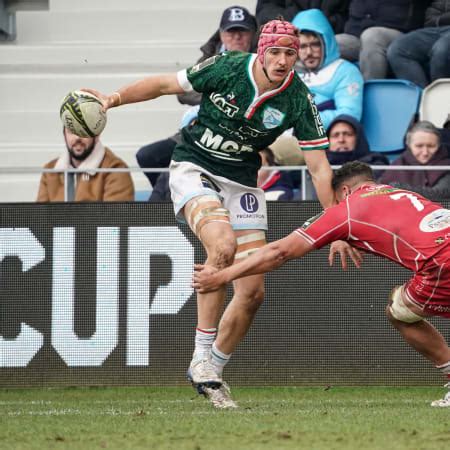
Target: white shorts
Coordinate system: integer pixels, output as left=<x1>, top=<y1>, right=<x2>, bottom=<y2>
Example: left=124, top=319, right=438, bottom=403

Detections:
left=169, top=161, right=268, bottom=231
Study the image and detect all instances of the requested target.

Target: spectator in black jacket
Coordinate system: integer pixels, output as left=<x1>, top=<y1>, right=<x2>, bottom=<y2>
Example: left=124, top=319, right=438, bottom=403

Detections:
left=335, top=0, right=430, bottom=80
left=255, top=0, right=350, bottom=33
left=255, top=0, right=286, bottom=25
left=387, top=0, right=450, bottom=88
left=326, top=114, right=389, bottom=169
left=137, top=106, right=199, bottom=194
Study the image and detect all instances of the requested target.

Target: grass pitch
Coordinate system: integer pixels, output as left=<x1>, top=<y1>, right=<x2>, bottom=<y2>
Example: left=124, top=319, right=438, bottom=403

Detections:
left=1, top=386, right=449, bottom=450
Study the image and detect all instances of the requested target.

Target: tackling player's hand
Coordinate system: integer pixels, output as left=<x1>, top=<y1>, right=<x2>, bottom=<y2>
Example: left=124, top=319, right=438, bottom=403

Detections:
left=192, top=264, right=224, bottom=293
left=328, top=240, right=363, bottom=270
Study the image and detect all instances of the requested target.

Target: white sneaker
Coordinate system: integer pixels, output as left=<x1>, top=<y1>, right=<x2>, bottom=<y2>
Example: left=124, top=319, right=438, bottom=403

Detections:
left=431, top=383, right=450, bottom=407
left=202, top=382, right=238, bottom=409
left=186, top=357, right=222, bottom=387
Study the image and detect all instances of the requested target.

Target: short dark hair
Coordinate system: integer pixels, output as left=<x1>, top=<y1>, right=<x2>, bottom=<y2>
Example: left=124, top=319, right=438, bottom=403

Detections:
left=260, top=147, right=276, bottom=166
left=332, top=161, right=374, bottom=191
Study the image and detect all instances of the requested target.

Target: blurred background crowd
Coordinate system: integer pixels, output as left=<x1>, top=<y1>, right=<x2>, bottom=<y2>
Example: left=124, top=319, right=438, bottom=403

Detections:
left=0, top=0, right=449, bottom=202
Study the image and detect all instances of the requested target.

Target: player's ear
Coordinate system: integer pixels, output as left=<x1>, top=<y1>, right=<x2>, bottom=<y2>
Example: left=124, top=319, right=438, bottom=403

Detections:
left=337, top=184, right=350, bottom=201
left=343, top=185, right=351, bottom=198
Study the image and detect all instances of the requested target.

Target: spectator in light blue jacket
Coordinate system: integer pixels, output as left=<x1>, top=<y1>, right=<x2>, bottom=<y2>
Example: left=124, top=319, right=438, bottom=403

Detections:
left=292, top=8, right=363, bottom=130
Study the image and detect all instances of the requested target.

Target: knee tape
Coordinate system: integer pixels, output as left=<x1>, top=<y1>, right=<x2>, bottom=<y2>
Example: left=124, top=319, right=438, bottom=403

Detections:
left=186, top=195, right=230, bottom=235
left=389, top=287, right=424, bottom=323
left=234, top=231, right=266, bottom=261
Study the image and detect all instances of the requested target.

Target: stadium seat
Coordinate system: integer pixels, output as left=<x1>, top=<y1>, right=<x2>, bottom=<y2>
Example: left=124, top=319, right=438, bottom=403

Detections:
left=419, top=78, right=450, bottom=128
left=134, top=190, right=151, bottom=202
left=361, top=80, right=422, bottom=157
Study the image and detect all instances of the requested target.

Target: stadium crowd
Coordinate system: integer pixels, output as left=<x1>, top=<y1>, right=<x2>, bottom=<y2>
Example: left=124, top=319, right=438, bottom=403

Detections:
left=0, top=2, right=449, bottom=201
left=133, top=1, right=450, bottom=203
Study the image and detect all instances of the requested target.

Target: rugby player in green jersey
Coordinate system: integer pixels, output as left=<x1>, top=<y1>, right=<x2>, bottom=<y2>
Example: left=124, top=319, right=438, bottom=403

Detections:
left=84, top=19, right=335, bottom=409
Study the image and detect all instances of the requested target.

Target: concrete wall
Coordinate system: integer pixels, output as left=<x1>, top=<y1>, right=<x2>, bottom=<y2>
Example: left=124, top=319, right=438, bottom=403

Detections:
left=0, top=0, right=256, bottom=201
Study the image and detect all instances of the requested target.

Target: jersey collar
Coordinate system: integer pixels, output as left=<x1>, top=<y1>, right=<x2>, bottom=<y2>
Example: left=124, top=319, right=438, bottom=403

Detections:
left=244, top=54, right=295, bottom=120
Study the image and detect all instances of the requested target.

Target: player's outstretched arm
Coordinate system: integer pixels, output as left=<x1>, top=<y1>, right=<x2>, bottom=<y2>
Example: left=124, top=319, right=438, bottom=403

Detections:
left=81, top=73, right=185, bottom=111
left=193, top=232, right=314, bottom=293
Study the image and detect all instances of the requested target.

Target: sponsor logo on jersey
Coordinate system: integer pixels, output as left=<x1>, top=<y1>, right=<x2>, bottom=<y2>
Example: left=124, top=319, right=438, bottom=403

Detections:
left=361, top=187, right=398, bottom=197
left=198, top=128, right=253, bottom=155
left=419, top=209, right=450, bottom=233
left=190, top=55, right=220, bottom=74
left=306, top=93, right=325, bottom=136
left=301, top=212, right=324, bottom=229
left=240, top=193, right=259, bottom=213
left=218, top=123, right=270, bottom=140
left=210, top=92, right=240, bottom=118
left=240, top=125, right=269, bottom=137
left=262, top=106, right=285, bottom=129
left=428, top=304, right=450, bottom=313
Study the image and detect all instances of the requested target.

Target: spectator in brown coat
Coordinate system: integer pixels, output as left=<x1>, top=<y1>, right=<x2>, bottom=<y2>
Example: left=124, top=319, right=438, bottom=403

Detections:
left=37, top=127, right=134, bottom=202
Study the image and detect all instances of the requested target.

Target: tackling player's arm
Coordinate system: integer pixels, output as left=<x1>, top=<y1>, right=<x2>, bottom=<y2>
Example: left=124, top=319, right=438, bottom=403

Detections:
left=193, top=201, right=363, bottom=292
left=193, top=232, right=314, bottom=293
left=82, top=73, right=185, bottom=110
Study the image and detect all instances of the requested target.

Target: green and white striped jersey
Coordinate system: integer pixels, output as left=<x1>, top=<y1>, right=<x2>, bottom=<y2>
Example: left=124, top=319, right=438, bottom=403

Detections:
left=175, top=51, right=328, bottom=187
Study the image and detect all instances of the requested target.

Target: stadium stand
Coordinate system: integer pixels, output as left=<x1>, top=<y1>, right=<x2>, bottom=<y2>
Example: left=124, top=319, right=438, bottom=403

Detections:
left=361, top=79, right=422, bottom=159
left=419, top=78, right=450, bottom=128
left=0, top=0, right=15, bottom=40
left=0, top=0, right=257, bottom=201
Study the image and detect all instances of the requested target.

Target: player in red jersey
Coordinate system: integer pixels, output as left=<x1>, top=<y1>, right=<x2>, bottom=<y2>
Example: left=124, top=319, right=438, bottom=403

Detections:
left=193, top=161, right=450, bottom=407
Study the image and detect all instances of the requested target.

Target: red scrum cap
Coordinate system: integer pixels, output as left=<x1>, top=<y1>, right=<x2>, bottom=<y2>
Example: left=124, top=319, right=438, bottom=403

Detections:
left=257, top=19, right=300, bottom=64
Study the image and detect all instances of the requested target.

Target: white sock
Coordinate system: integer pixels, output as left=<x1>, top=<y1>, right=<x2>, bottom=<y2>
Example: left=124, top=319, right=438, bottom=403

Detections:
left=210, top=342, right=231, bottom=375
left=436, top=361, right=450, bottom=382
left=193, top=327, right=216, bottom=361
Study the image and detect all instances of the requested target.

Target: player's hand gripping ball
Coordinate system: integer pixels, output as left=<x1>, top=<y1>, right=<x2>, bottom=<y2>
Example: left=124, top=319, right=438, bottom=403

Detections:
left=60, top=90, right=107, bottom=138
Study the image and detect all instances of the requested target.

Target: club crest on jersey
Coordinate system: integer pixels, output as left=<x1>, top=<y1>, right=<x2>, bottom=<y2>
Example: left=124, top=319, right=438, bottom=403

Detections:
left=210, top=92, right=239, bottom=118
left=262, top=106, right=285, bottom=129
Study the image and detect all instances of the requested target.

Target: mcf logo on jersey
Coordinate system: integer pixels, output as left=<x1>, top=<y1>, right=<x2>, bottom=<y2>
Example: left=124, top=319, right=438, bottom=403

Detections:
left=262, top=106, right=285, bottom=129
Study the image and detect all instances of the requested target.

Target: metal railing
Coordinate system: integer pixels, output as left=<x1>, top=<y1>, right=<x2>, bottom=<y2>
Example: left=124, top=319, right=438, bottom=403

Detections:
left=1, top=165, right=450, bottom=201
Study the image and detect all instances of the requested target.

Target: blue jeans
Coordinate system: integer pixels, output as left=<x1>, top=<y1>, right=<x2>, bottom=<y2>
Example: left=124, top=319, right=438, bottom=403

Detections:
left=387, top=26, right=450, bottom=88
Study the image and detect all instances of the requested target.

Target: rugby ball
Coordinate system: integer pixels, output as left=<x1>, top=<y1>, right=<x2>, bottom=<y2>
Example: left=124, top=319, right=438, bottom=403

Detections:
left=60, top=90, right=107, bottom=138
